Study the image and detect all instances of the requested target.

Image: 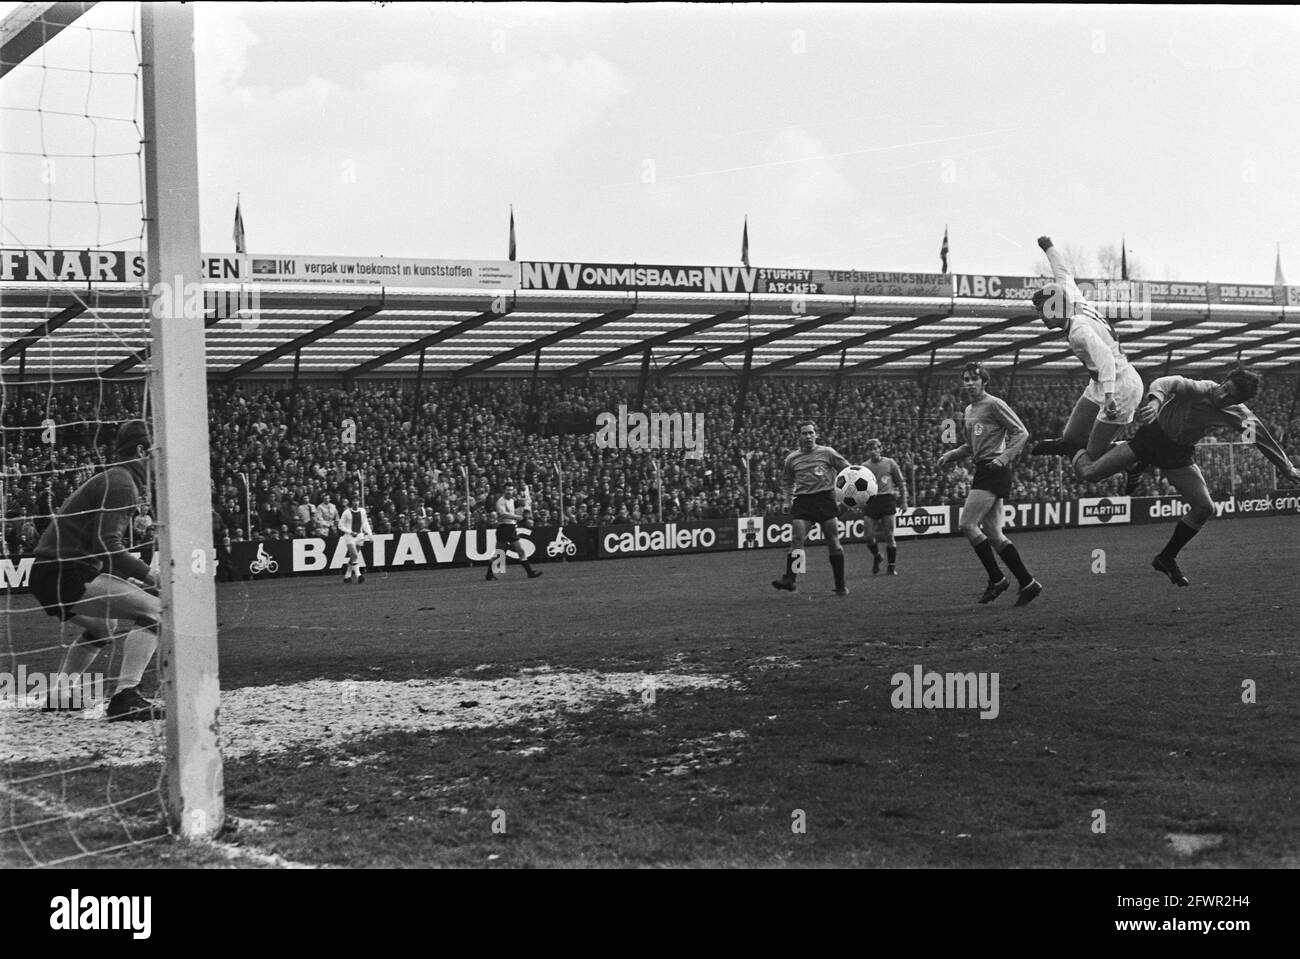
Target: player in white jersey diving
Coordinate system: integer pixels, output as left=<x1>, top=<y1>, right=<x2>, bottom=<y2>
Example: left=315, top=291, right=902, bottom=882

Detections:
left=1028, top=235, right=1147, bottom=495
left=338, top=497, right=373, bottom=584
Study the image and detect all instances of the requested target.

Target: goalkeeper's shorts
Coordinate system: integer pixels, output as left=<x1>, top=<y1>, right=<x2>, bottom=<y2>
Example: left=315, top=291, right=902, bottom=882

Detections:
left=495, top=524, right=518, bottom=545
left=1129, top=423, right=1196, bottom=470
left=29, top=560, right=99, bottom=621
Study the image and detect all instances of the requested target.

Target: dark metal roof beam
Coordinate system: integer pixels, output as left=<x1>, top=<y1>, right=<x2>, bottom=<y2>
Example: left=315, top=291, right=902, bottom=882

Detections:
left=345, top=308, right=505, bottom=379
left=224, top=301, right=383, bottom=382
left=1015, top=317, right=1278, bottom=375
left=755, top=312, right=954, bottom=375
left=1121, top=319, right=1279, bottom=364
left=1169, top=328, right=1300, bottom=368
left=102, top=312, right=225, bottom=379
left=559, top=310, right=746, bottom=378
left=1225, top=344, right=1300, bottom=368
left=952, top=313, right=1216, bottom=373
left=452, top=308, right=633, bottom=379
left=1, top=2, right=97, bottom=79
left=658, top=312, right=851, bottom=376
left=1, top=302, right=86, bottom=361
left=840, top=315, right=1032, bottom=374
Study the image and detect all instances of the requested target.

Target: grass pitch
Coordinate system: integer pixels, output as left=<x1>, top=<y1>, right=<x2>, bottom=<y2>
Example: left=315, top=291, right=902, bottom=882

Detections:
left=3, top=517, right=1297, bottom=868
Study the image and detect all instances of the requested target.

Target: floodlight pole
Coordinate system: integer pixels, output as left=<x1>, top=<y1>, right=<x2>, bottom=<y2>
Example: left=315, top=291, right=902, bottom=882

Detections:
left=239, top=471, right=251, bottom=541
left=141, top=1, right=223, bottom=840
left=742, top=451, right=753, bottom=516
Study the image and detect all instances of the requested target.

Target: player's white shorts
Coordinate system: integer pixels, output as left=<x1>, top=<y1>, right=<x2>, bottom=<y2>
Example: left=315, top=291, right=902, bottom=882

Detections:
left=340, top=532, right=363, bottom=553
left=1083, top=365, right=1143, bottom=425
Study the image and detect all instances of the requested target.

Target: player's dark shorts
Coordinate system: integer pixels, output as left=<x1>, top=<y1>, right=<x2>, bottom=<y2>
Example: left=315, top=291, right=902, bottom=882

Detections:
left=495, top=524, right=518, bottom=545
left=792, top=490, right=839, bottom=523
left=28, top=560, right=99, bottom=621
left=972, top=461, right=1013, bottom=499
left=1128, top=423, right=1196, bottom=470
left=863, top=493, right=898, bottom=520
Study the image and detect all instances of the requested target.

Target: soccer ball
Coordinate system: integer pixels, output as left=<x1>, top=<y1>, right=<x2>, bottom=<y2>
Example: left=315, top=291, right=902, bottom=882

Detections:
left=834, top=465, right=878, bottom=509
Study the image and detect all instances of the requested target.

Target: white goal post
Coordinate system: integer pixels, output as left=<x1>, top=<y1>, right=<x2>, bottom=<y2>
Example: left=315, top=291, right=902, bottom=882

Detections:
left=141, top=1, right=223, bottom=840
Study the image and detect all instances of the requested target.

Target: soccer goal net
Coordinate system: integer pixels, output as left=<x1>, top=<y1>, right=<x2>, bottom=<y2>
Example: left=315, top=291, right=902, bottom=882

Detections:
left=1, top=1, right=220, bottom=867
left=1191, top=438, right=1279, bottom=499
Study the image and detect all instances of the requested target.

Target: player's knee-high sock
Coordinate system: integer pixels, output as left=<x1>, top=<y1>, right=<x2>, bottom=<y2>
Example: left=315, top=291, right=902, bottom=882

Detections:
left=784, top=550, right=798, bottom=582
left=971, top=537, right=1004, bottom=583
left=828, top=549, right=845, bottom=589
left=886, top=545, right=897, bottom=566
left=866, top=540, right=879, bottom=558
left=117, top=627, right=158, bottom=692
left=997, top=541, right=1033, bottom=588
left=1159, top=519, right=1200, bottom=559
left=53, top=631, right=105, bottom=701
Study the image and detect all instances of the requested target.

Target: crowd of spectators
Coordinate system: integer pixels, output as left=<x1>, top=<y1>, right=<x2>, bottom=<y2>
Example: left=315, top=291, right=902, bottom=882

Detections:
left=3, top=369, right=1298, bottom=552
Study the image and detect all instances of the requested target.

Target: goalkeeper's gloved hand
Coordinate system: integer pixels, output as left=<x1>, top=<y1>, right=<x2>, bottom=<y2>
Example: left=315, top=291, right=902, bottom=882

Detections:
left=1037, top=236, right=1053, bottom=251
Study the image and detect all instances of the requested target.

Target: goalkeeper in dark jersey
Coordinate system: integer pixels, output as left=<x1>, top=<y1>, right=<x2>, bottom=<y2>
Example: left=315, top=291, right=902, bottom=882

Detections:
left=28, top=420, right=163, bottom=721
left=772, top=422, right=851, bottom=595
left=1073, top=366, right=1300, bottom=586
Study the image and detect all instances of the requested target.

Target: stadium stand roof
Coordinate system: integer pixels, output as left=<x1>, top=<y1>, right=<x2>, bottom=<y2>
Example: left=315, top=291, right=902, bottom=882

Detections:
left=1, top=283, right=1298, bottom=381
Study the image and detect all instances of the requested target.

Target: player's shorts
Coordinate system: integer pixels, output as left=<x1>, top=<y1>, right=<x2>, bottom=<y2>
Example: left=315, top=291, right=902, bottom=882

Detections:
left=1082, top=364, right=1144, bottom=425
left=791, top=490, right=839, bottom=524
left=971, top=461, right=1013, bottom=499
left=1128, top=423, right=1196, bottom=470
left=28, top=560, right=100, bottom=621
left=495, top=524, right=518, bottom=546
left=863, top=493, right=898, bottom=520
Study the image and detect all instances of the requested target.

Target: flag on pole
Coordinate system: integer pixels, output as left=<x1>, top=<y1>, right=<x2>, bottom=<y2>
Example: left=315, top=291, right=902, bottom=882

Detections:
left=741, top=216, right=749, bottom=268
left=508, top=205, right=516, bottom=262
left=1276, top=244, right=1286, bottom=286
left=939, top=225, right=949, bottom=274
left=233, top=194, right=246, bottom=254
left=1121, top=234, right=1128, bottom=280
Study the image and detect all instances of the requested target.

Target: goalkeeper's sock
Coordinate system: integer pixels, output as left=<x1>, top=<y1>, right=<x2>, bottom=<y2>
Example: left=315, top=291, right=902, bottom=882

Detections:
left=886, top=546, right=897, bottom=566
left=866, top=541, right=880, bottom=558
left=783, top=550, right=798, bottom=583
left=50, top=635, right=104, bottom=704
left=997, top=541, right=1033, bottom=589
left=1159, top=519, right=1199, bottom=560
left=829, top=551, right=845, bottom=590
left=972, top=538, right=1004, bottom=582
left=117, top=627, right=158, bottom=693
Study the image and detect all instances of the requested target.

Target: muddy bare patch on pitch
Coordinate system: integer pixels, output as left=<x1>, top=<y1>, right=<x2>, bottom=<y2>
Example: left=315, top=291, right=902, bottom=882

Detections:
left=0, top=668, right=733, bottom=767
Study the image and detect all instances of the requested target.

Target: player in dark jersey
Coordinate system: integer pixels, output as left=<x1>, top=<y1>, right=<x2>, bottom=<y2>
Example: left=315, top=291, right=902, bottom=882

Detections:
left=861, top=438, right=907, bottom=575
left=28, top=420, right=163, bottom=720
left=937, top=364, right=1044, bottom=606
left=1073, top=367, right=1300, bottom=586
left=772, top=422, right=850, bottom=595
